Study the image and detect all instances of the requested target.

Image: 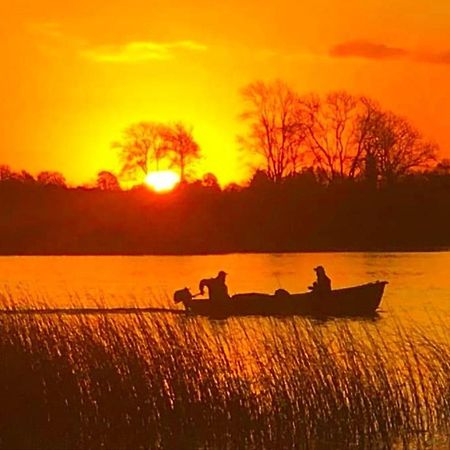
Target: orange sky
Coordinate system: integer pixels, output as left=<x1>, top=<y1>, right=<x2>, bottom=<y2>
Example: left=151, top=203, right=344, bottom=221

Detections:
left=1, top=0, right=450, bottom=186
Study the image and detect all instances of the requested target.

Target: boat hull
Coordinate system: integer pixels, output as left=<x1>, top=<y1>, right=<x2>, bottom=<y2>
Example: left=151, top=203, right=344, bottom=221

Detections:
left=183, top=281, right=387, bottom=317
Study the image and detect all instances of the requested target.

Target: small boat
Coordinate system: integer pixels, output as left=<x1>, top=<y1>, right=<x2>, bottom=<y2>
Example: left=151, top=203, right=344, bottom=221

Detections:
left=174, top=281, right=388, bottom=317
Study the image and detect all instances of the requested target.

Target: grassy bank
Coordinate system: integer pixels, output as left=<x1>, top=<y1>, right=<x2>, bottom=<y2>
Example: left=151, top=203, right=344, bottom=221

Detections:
left=0, top=301, right=449, bottom=449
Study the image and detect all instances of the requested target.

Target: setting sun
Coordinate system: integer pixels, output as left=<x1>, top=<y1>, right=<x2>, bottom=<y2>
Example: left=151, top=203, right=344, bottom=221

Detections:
left=145, top=171, right=180, bottom=192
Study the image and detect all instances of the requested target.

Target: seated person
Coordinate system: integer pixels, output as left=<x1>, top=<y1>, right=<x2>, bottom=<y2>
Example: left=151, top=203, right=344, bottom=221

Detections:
left=199, top=270, right=230, bottom=303
left=308, top=266, right=332, bottom=294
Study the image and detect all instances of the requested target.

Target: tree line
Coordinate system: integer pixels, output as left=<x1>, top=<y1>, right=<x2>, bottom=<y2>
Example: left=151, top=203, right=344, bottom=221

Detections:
left=0, top=167, right=450, bottom=254
left=0, top=80, right=449, bottom=254
left=0, top=122, right=200, bottom=190
left=1, top=80, right=444, bottom=189
left=109, top=81, right=440, bottom=187
left=240, top=81, right=437, bottom=184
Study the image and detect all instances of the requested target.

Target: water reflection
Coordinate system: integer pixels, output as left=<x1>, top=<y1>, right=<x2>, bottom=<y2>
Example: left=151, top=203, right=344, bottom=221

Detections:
left=0, top=252, right=449, bottom=325
left=0, top=254, right=448, bottom=449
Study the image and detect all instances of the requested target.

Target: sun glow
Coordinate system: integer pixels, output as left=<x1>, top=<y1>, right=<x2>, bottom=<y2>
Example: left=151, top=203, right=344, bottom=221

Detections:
left=145, top=171, right=180, bottom=192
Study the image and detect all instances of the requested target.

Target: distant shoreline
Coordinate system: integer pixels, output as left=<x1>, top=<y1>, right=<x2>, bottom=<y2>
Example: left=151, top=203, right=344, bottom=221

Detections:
left=0, top=247, right=449, bottom=256
left=2, top=176, right=450, bottom=256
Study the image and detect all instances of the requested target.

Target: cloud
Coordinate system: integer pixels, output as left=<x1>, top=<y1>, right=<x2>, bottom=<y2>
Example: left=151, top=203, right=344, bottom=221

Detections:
left=416, top=51, right=450, bottom=65
left=329, top=40, right=450, bottom=66
left=28, top=22, right=206, bottom=63
left=329, top=40, right=408, bottom=60
left=81, top=40, right=207, bottom=63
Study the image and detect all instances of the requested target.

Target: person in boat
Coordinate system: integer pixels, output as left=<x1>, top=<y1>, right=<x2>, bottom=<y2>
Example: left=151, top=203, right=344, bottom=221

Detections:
left=308, top=266, right=332, bottom=294
left=199, top=271, right=230, bottom=303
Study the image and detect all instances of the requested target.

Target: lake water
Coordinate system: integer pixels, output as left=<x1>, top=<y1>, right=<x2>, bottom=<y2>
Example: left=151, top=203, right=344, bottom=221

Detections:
left=0, top=252, right=449, bottom=325
left=1, top=253, right=449, bottom=449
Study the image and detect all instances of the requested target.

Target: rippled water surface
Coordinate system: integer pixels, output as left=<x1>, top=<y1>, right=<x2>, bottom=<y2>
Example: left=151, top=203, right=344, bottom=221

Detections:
left=1, top=253, right=449, bottom=449
left=0, top=252, right=449, bottom=323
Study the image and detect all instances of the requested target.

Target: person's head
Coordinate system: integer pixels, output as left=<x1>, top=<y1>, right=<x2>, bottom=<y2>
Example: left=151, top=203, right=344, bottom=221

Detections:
left=314, top=266, right=326, bottom=275
left=217, top=270, right=227, bottom=280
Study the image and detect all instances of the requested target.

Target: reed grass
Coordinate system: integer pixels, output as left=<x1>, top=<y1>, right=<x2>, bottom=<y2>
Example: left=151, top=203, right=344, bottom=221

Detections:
left=0, top=292, right=449, bottom=449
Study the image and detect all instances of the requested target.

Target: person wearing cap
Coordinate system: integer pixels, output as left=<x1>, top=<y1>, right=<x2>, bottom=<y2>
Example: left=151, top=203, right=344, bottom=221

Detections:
left=308, top=266, right=332, bottom=294
left=199, top=271, right=230, bottom=303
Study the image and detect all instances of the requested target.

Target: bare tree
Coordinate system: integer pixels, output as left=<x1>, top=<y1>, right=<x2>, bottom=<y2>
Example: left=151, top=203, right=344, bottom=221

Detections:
left=359, top=109, right=437, bottom=183
left=96, top=171, right=121, bottom=191
left=163, top=123, right=201, bottom=181
left=240, top=80, right=306, bottom=182
left=114, top=122, right=170, bottom=180
left=302, top=91, right=371, bottom=182
left=303, top=92, right=437, bottom=183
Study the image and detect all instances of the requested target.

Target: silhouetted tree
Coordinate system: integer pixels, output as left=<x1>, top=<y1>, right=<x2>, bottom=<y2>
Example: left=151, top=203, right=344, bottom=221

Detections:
left=302, top=92, right=373, bottom=182
left=432, top=159, right=450, bottom=176
left=360, top=108, right=437, bottom=184
left=202, top=173, right=220, bottom=190
left=363, top=153, right=378, bottom=187
left=163, top=123, right=201, bottom=182
left=114, top=122, right=170, bottom=180
left=96, top=171, right=121, bottom=191
left=0, top=167, right=36, bottom=183
left=249, top=169, right=272, bottom=189
left=240, top=80, right=306, bottom=182
left=0, top=165, right=13, bottom=181
left=37, top=171, right=66, bottom=187
left=224, top=182, right=242, bottom=193
left=16, top=170, right=35, bottom=182
left=301, top=92, right=437, bottom=184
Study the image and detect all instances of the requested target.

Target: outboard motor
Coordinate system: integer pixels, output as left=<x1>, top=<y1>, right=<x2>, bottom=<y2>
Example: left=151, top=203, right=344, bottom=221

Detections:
left=173, top=287, right=193, bottom=304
